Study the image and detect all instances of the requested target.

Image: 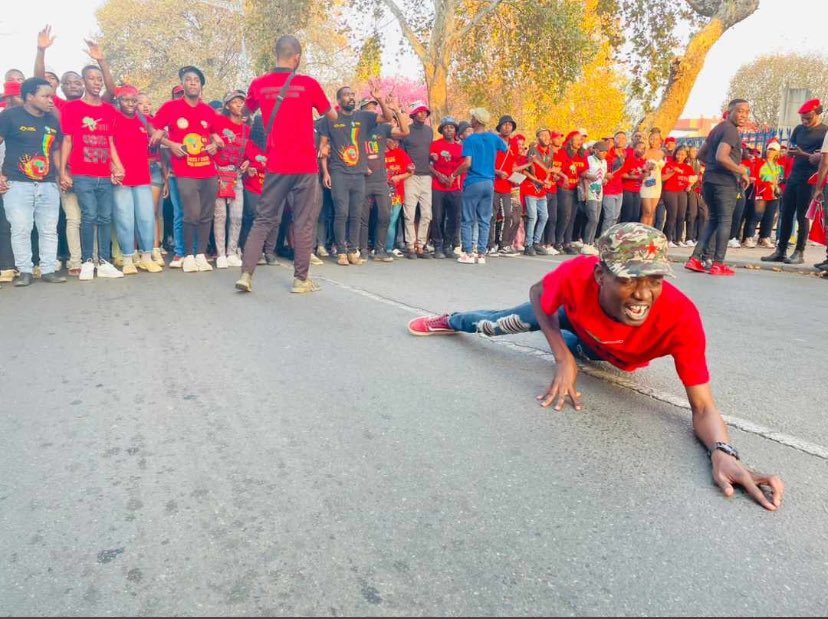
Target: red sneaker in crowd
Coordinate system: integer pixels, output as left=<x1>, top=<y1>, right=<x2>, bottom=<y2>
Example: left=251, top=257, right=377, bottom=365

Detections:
left=408, top=314, right=457, bottom=336
left=708, top=262, right=735, bottom=276
left=684, top=257, right=708, bottom=273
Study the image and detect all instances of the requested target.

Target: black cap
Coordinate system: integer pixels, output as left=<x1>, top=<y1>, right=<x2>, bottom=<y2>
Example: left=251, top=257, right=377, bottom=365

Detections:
left=457, top=121, right=471, bottom=136
left=178, top=65, right=206, bottom=86
left=496, top=115, right=517, bottom=132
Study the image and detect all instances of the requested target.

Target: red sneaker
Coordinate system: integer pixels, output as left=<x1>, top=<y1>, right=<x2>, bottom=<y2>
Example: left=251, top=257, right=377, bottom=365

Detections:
left=708, top=262, right=735, bottom=276
left=684, top=257, right=708, bottom=273
left=408, top=314, right=457, bottom=336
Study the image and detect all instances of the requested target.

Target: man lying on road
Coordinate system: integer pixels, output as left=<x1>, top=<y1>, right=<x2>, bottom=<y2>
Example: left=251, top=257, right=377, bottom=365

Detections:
left=408, top=223, right=784, bottom=511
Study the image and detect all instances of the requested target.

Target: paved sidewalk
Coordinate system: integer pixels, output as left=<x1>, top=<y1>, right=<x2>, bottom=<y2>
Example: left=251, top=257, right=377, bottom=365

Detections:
left=666, top=242, right=828, bottom=275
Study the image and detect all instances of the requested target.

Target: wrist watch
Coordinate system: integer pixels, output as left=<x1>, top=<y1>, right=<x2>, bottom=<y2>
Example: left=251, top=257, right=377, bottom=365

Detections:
left=710, top=442, right=740, bottom=461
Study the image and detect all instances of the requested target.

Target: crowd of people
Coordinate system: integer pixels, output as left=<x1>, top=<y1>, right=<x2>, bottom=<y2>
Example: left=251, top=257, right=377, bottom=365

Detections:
left=1, top=27, right=827, bottom=293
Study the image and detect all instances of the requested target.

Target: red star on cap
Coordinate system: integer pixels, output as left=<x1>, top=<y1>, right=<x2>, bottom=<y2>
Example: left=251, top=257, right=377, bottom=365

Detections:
left=646, top=242, right=657, bottom=257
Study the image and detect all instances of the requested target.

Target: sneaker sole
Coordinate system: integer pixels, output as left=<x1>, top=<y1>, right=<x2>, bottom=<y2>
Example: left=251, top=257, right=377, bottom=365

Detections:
left=235, top=282, right=252, bottom=292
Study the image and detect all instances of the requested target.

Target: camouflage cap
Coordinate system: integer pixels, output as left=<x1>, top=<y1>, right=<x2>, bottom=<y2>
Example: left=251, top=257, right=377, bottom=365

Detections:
left=596, top=223, right=674, bottom=278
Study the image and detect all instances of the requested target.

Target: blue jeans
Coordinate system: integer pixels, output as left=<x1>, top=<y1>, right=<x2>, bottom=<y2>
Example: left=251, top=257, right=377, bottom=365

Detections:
left=447, top=303, right=602, bottom=360
left=3, top=181, right=60, bottom=275
left=168, top=176, right=185, bottom=257
left=73, top=175, right=114, bottom=262
left=114, top=185, right=155, bottom=255
left=461, top=180, right=494, bottom=254
left=600, top=194, right=623, bottom=235
left=525, top=196, right=549, bottom=246
left=386, top=203, right=403, bottom=253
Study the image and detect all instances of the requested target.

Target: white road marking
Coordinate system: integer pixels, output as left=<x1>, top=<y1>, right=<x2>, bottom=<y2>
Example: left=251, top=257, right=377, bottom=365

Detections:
left=319, top=275, right=828, bottom=461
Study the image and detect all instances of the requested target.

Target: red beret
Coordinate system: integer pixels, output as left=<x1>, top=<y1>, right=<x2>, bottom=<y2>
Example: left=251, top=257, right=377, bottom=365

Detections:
left=798, top=98, right=821, bottom=114
left=3, top=81, right=21, bottom=97
left=115, top=85, right=139, bottom=98
left=564, top=130, right=581, bottom=144
left=665, top=136, right=676, bottom=144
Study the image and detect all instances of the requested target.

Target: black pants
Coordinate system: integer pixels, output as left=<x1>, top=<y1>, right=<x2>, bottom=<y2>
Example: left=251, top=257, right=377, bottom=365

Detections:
left=663, top=191, right=688, bottom=243
left=756, top=199, right=779, bottom=239
left=241, top=189, right=279, bottom=254
left=556, top=189, right=576, bottom=245
left=621, top=191, right=641, bottom=224
left=692, top=182, right=737, bottom=263
left=317, top=186, right=334, bottom=248
left=177, top=176, right=219, bottom=256
left=432, top=189, right=461, bottom=250
left=330, top=171, right=365, bottom=253
left=544, top=192, right=559, bottom=245
left=686, top=192, right=701, bottom=241
left=495, top=192, right=521, bottom=247
left=362, top=183, right=391, bottom=253
left=778, top=178, right=811, bottom=253
left=567, top=202, right=586, bottom=243
left=729, top=191, right=747, bottom=241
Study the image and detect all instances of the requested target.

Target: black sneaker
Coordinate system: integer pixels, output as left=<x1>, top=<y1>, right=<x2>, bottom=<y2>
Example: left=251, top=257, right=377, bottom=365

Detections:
left=406, top=249, right=418, bottom=260
left=265, top=253, right=279, bottom=265
left=534, top=244, right=548, bottom=255
left=14, top=272, right=33, bottom=287
left=524, top=245, right=537, bottom=256
left=41, top=272, right=67, bottom=284
left=417, top=250, right=433, bottom=259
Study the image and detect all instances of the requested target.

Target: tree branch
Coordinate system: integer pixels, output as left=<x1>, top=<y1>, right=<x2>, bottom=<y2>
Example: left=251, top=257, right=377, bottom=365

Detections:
left=684, top=0, right=720, bottom=17
left=455, top=0, right=505, bottom=41
left=381, top=0, right=429, bottom=61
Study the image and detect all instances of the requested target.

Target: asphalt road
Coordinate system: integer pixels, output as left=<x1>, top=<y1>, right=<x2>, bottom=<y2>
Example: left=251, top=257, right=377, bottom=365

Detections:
left=1, top=255, right=827, bottom=616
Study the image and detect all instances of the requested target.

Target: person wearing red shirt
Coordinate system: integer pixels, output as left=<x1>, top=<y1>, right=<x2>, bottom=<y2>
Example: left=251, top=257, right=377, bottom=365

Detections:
left=407, top=222, right=783, bottom=512
left=490, top=115, right=519, bottom=256
left=59, top=64, right=125, bottom=281
left=136, top=93, right=167, bottom=266
left=602, top=132, right=627, bottom=235
left=619, top=140, right=647, bottom=223
left=661, top=145, right=695, bottom=246
left=524, top=130, right=555, bottom=256
left=539, top=131, right=565, bottom=251
left=430, top=117, right=465, bottom=259
left=557, top=131, right=588, bottom=253
left=212, top=90, right=251, bottom=269
left=236, top=35, right=335, bottom=294
left=685, top=145, right=705, bottom=245
left=151, top=66, right=223, bottom=274
left=111, top=85, right=161, bottom=275
left=384, top=137, right=414, bottom=255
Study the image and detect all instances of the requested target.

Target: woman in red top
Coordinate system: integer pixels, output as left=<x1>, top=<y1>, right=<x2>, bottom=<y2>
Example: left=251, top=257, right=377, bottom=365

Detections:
left=555, top=131, right=587, bottom=252
left=112, top=85, right=162, bottom=274
left=619, top=140, right=647, bottom=223
left=384, top=136, right=414, bottom=255
left=137, top=92, right=168, bottom=266
left=661, top=145, right=695, bottom=246
left=213, top=90, right=251, bottom=269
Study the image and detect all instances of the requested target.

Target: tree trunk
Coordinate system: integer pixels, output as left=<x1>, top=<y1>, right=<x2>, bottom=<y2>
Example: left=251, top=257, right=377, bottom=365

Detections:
left=426, top=61, right=450, bottom=121
left=641, top=0, right=759, bottom=133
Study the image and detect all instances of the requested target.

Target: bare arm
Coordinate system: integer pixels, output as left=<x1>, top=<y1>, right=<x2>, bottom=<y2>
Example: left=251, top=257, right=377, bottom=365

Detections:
left=34, top=25, right=56, bottom=79
left=85, top=40, right=116, bottom=102
left=812, top=152, right=828, bottom=199
left=59, top=135, right=73, bottom=189
left=454, top=155, right=472, bottom=177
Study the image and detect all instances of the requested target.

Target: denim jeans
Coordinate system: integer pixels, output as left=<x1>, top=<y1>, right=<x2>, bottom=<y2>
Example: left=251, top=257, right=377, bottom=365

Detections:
left=113, top=185, right=155, bottom=255
left=692, top=182, right=738, bottom=263
left=525, top=195, right=548, bottom=246
left=386, top=203, right=403, bottom=253
left=461, top=180, right=495, bottom=254
left=600, top=193, right=623, bottom=235
left=168, top=176, right=185, bottom=257
left=3, top=181, right=60, bottom=274
left=73, top=175, right=115, bottom=262
left=448, top=303, right=602, bottom=360
left=583, top=199, right=602, bottom=245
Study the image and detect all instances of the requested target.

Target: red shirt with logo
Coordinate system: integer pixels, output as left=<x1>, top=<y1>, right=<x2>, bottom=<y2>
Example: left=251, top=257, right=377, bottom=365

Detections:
left=540, top=256, right=709, bottom=387
left=60, top=99, right=119, bottom=177
left=242, top=141, right=268, bottom=195
left=557, top=148, right=587, bottom=190
left=213, top=116, right=250, bottom=168
left=528, top=145, right=555, bottom=197
left=385, top=147, right=413, bottom=206
left=113, top=112, right=151, bottom=186
left=152, top=98, right=218, bottom=179
left=494, top=147, right=515, bottom=194
left=246, top=70, right=331, bottom=175
left=604, top=148, right=625, bottom=195
left=662, top=160, right=694, bottom=192
left=620, top=155, right=647, bottom=192
left=430, top=138, right=463, bottom=192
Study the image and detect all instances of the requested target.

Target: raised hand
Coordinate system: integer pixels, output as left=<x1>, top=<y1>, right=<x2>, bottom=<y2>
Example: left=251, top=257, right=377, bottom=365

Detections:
left=37, top=25, right=56, bottom=50
left=84, top=39, right=105, bottom=62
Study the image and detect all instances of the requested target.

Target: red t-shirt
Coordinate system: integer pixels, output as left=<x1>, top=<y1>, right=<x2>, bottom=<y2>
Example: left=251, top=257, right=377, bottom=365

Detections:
left=662, top=161, right=694, bottom=192
left=112, top=112, right=151, bottom=186
left=213, top=116, right=250, bottom=168
left=528, top=145, right=555, bottom=197
left=558, top=149, right=587, bottom=190
left=604, top=149, right=625, bottom=195
left=494, top=148, right=516, bottom=194
left=620, top=155, right=647, bottom=192
left=53, top=95, right=67, bottom=114
left=430, top=138, right=464, bottom=192
left=152, top=98, right=218, bottom=179
left=540, top=256, right=709, bottom=387
left=246, top=70, right=331, bottom=175
left=60, top=99, right=119, bottom=177
left=242, top=141, right=267, bottom=195
left=385, top=147, right=413, bottom=206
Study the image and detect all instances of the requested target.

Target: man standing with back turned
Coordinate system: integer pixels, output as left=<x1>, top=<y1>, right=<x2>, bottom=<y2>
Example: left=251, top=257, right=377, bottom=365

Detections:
left=236, top=35, right=336, bottom=294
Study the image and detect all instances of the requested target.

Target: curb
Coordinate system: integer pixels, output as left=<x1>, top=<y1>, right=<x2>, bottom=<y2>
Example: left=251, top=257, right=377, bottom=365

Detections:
left=666, top=253, right=826, bottom=277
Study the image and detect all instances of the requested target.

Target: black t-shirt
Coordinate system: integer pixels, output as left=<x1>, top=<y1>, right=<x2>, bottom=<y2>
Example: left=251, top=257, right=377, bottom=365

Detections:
left=365, top=123, right=392, bottom=187
left=0, top=106, right=62, bottom=182
left=401, top=121, right=434, bottom=176
left=320, top=110, right=378, bottom=175
left=788, top=122, right=828, bottom=181
left=702, top=120, right=741, bottom=187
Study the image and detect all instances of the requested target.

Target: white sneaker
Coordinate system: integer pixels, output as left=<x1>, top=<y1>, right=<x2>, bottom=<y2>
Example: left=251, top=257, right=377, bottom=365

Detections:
left=97, top=259, right=125, bottom=279
left=728, top=238, right=740, bottom=248
left=391, top=249, right=404, bottom=258
left=453, top=246, right=462, bottom=256
left=169, top=256, right=184, bottom=268
left=476, top=255, right=486, bottom=264
left=742, top=237, right=757, bottom=248
left=310, top=253, right=324, bottom=266
left=226, top=254, right=242, bottom=267
left=686, top=239, right=696, bottom=247
left=182, top=255, right=198, bottom=272
left=580, top=244, right=600, bottom=256
left=677, top=241, right=687, bottom=248
left=79, top=261, right=95, bottom=281
left=216, top=255, right=229, bottom=269
left=668, top=241, right=678, bottom=248
left=457, top=252, right=475, bottom=264
left=547, top=245, right=560, bottom=256
left=195, top=254, right=213, bottom=272
left=316, top=245, right=329, bottom=258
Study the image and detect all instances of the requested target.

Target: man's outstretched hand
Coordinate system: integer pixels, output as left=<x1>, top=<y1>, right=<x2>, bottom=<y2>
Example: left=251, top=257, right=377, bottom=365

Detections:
left=537, top=356, right=582, bottom=411
left=711, top=450, right=784, bottom=511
